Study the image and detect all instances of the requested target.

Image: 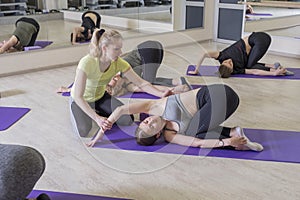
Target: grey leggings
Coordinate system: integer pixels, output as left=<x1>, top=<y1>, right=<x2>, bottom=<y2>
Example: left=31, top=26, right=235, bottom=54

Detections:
left=70, top=92, right=134, bottom=137
left=0, top=144, right=45, bottom=200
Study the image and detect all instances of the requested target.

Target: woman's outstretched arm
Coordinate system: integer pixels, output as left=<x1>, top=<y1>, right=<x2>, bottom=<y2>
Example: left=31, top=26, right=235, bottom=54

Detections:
left=187, top=51, right=220, bottom=75
left=86, top=100, right=153, bottom=147
left=164, top=131, right=246, bottom=148
left=0, top=35, right=18, bottom=53
left=72, top=26, right=84, bottom=45
left=245, top=68, right=286, bottom=76
left=123, top=68, right=172, bottom=97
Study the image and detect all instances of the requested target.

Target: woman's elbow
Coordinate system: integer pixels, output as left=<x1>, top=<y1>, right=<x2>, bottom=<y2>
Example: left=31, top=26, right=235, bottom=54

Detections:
left=73, top=92, right=84, bottom=102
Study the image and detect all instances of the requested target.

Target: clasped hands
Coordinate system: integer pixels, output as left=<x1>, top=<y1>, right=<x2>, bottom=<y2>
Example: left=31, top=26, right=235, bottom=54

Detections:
left=86, top=116, right=113, bottom=147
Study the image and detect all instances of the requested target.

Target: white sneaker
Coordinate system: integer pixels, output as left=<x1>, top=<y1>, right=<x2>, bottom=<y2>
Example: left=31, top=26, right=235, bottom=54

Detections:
left=235, top=127, right=264, bottom=152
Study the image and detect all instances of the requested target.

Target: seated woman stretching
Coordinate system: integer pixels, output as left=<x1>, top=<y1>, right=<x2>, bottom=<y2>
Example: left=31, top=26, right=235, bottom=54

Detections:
left=58, top=40, right=191, bottom=95
left=71, top=11, right=101, bottom=45
left=0, top=17, right=39, bottom=54
left=87, top=84, right=263, bottom=151
left=188, top=32, right=293, bottom=78
left=70, top=29, right=173, bottom=138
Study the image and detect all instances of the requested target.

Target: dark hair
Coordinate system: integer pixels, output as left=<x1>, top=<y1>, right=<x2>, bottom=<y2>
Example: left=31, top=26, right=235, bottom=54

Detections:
left=218, top=64, right=232, bottom=78
left=135, top=127, right=158, bottom=146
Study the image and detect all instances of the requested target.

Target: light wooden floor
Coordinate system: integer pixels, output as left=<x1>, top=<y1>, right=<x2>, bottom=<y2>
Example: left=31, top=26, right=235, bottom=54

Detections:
left=0, top=28, right=300, bottom=199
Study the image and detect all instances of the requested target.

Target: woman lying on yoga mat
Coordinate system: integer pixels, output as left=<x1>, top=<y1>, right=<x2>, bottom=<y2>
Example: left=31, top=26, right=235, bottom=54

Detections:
left=70, top=29, right=174, bottom=138
left=71, top=11, right=101, bottom=45
left=0, top=17, right=40, bottom=54
left=0, top=144, right=51, bottom=200
left=87, top=84, right=263, bottom=152
left=188, top=32, right=294, bottom=78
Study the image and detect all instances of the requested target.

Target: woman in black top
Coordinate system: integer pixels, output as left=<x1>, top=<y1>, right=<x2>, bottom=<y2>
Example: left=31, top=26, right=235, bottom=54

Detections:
left=71, top=11, right=101, bottom=44
left=188, top=32, right=292, bottom=78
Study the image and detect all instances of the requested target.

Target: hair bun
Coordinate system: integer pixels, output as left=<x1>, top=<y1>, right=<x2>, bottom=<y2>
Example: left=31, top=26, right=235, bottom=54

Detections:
left=98, top=29, right=105, bottom=38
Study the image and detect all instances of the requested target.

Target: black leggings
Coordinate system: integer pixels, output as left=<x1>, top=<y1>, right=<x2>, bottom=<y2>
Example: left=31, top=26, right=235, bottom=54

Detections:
left=70, top=92, right=134, bottom=137
left=185, top=84, right=240, bottom=140
left=82, top=11, right=101, bottom=28
left=247, top=32, right=271, bottom=70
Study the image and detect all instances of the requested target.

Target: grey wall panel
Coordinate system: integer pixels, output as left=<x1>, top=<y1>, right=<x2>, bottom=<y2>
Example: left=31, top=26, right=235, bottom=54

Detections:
left=220, top=0, right=239, bottom=3
left=186, top=6, right=204, bottom=29
left=218, top=8, right=243, bottom=41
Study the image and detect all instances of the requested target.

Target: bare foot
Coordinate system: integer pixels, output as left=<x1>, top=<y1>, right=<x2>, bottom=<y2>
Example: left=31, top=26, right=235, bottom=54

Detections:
left=56, top=86, right=70, bottom=93
left=234, top=127, right=264, bottom=152
left=187, top=69, right=199, bottom=75
left=172, top=84, right=190, bottom=94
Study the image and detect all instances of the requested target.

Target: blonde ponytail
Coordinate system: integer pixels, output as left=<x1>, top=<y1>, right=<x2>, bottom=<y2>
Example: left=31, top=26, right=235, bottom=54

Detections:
left=89, top=29, right=123, bottom=58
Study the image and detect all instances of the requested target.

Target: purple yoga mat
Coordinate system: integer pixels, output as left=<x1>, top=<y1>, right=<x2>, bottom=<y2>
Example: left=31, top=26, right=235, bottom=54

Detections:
left=186, top=65, right=300, bottom=80
left=247, top=13, right=273, bottom=16
left=34, top=40, right=53, bottom=48
left=24, top=41, right=53, bottom=51
left=28, top=190, right=131, bottom=200
left=24, top=46, right=42, bottom=51
left=93, top=124, right=300, bottom=164
left=0, top=107, right=30, bottom=131
left=61, top=83, right=73, bottom=97
left=118, top=92, right=159, bottom=99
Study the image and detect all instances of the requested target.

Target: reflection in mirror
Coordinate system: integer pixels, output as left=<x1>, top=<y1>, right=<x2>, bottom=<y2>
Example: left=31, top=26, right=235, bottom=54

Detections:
left=244, top=1, right=300, bottom=38
left=0, top=0, right=172, bottom=54
left=69, top=0, right=172, bottom=24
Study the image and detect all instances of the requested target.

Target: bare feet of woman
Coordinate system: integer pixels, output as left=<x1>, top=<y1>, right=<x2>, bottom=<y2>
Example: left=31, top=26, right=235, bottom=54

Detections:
left=172, top=84, right=190, bottom=94
left=187, top=69, right=199, bottom=75
left=56, top=86, right=70, bottom=93
left=233, top=126, right=264, bottom=152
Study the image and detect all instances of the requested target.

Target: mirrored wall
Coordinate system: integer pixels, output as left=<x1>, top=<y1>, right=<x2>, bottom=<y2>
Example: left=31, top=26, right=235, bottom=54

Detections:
left=1, top=0, right=299, bottom=56
left=0, top=0, right=173, bottom=54
left=244, top=0, right=300, bottom=38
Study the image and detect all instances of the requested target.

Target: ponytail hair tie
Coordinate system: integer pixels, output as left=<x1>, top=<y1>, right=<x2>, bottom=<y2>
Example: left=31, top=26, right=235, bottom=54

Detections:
left=97, top=29, right=105, bottom=39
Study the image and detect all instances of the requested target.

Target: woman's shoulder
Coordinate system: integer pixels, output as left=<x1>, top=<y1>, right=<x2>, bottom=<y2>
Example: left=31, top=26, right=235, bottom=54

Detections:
left=80, top=54, right=97, bottom=63
left=78, top=54, right=98, bottom=69
left=113, top=57, right=130, bottom=70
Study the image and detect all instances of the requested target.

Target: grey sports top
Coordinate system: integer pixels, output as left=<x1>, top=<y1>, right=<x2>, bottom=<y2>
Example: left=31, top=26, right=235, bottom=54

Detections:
left=162, top=94, right=193, bottom=134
